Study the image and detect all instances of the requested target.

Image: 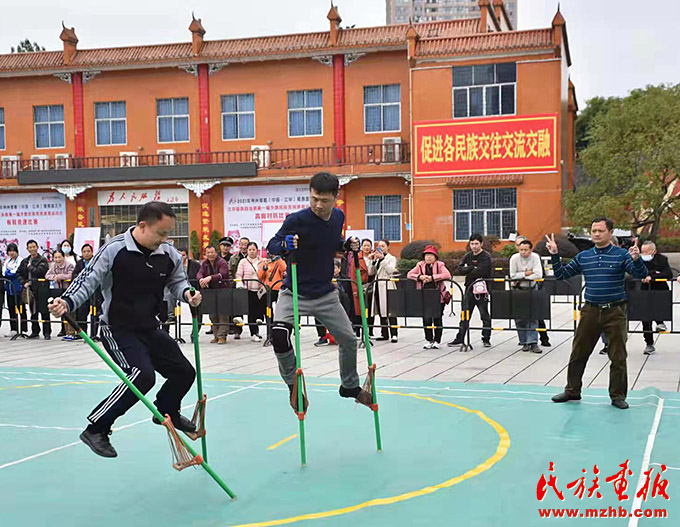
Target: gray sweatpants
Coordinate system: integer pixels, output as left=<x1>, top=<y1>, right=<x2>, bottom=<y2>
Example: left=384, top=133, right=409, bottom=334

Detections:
left=274, top=288, right=359, bottom=389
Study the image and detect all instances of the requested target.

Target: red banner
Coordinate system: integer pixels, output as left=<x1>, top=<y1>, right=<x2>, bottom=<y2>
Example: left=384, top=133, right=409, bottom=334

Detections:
left=413, top=114, right=558, bottom=178
left=200, top=195, right=212, bottom=248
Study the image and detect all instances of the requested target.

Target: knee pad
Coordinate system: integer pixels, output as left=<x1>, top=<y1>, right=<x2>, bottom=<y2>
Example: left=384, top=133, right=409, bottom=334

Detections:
left=272, top=321, right=294, bottom=354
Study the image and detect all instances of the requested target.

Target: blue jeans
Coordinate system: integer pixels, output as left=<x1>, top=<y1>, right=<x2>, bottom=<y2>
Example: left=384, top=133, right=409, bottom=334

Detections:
left=516, top=319, right=538, bottom=344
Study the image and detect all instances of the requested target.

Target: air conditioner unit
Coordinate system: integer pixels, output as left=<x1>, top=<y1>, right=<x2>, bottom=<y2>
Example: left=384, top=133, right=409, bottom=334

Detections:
left=55, top=153, right=71, bottom=169
left=119, top=152, right=139, bottom=167
left=157, top=149, right=175, bottom=166
left=1, top=155, right=19, bottom=178
left=251, top=145, right=271, bottom=169
left=382, top=137, right=402, bottom=163
left=31, top=154, right=50, bottom=170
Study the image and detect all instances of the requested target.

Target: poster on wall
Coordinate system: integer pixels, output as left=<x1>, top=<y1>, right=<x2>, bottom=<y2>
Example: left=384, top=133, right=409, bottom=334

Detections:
left=73, top=227, right=102, bottom=255
left=223, top=185, right=309, bottom=252
left=0, top=192, right=67, bottom=259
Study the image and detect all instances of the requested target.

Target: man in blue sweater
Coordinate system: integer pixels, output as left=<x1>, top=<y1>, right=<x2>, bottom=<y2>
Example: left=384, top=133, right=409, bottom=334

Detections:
left=546, top=217, right=648, bottom=409
left=267, top=172, right=372, bottom=409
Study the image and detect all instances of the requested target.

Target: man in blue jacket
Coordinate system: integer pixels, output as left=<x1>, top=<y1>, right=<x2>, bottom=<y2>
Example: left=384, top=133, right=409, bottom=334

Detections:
left=267, top=172, right=372, bottom=410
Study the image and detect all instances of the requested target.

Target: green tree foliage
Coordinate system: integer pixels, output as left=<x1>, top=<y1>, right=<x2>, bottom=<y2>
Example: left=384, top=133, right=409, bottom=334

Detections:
left=11, top=39, right=46, bottom=53
left=190, top=231, right=200, bottom=260
left=575, top=96, right=619, bottom=153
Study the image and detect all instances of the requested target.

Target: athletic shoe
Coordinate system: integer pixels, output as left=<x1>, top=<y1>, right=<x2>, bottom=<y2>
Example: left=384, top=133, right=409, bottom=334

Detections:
left=611, top=399, right=629, bottom=410
left=375, top=336, right=389, bottom=341
left=80, top=429, right=117, bottom=458
left=521, top=344, right=531, bottom=352
left=391, top=336, right=398, bottom=343
left=552, top=392, right=581, bottom=403
left=210, top=338, right=219, bottom=344
left=431, top=342, right=440, bottom=349
left=599, top=345, right=608, bottom=355
left=339, top=385, right=373, bottom=409
left=61, top=335, right=76, bottom=341
left=540, top=338, right=551, bottom=347
left=423, top=342, right=433, bottom=349
left=44, top=335, right=51, bottom=340
left=314, top=338, right=330, bottom=347
left=27, top=334, right=39, bottom=339
left=152, top=413, right=197, bottom=434
left=4, top=331, right=18, bottom=338
left=217, top=338, right=227, bottom=345
left=656, top=323, right=668, bottom=332
left=643, top=344, right=655, bottom=355
left=530, top=344, right=542, bottom=354
left=482, top=339, right=491, bottom=348
left=206, top=329, right=214, bottom=335
left=447, top=338, right=465, bottom=347
left=251, top=334, right=263, bottom=342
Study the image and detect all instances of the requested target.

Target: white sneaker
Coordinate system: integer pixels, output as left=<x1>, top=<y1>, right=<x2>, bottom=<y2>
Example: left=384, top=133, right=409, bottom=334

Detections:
left=5, top=331, right=18, bottom=338
left=390, top=336, right=398, bottom=343
left=251, top=334, right=263, bottom=342
left=423, top=342, right=433, bottom=349
left=431, top=342, right=440, bottom=349
left=656, top=323, right=668, bottom=332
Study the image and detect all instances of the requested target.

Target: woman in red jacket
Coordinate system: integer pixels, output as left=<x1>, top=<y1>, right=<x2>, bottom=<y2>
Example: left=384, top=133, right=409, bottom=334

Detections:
left=407, top=245, right=451, bottom=349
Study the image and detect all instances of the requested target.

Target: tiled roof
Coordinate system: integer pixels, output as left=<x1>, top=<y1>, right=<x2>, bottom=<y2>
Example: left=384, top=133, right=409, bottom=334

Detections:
left=417, top=28, right=553, bottom=57
left=0, top=19, right=552, bottom=74
left=445, top=174, right=525, bottom=187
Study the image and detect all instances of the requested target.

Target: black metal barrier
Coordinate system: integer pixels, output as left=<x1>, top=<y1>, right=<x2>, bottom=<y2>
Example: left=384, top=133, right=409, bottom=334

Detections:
left=2, top=274, right=679, bottom=344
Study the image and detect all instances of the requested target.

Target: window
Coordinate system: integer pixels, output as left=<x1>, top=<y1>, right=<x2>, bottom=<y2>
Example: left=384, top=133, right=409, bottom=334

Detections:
left=99, top=203, right=189, bottom=248
left=95, top=101, right=126, bottom=146
left=287, top=90, right=322, bottom=137
left=221, top=94, right=255, bottom=140
left=157, top=98, right=189, bottom=143
left=34, top=105, right=65, bottom=148
left=453, top=188, right=516, bottom=241
left=0, top=108, right=5, bottom=150
left=452, top=62, right=516, bottom=118
left=365, top=195, right=402, bottom=242
left=364, top=84, right=401, bottom=133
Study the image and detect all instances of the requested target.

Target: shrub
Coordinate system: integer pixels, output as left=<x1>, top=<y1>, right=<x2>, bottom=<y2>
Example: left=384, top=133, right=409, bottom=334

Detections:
left=499, top=244, right=518, bottom=258
left=210, top=230, right=221, bottom=249
left=190, top=231, right=200, bottom=260
left=656, top=237, right=680, bottom=253
left=397, top=258, right=420, bottom=277
left=400, top=239, right=439, bottom=260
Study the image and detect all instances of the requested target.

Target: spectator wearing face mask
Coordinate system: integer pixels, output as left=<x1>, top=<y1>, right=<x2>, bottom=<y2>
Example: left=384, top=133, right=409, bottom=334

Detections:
left=58, top=239, right=79, bottom=268
left=638, top=241, right=672, bottom=355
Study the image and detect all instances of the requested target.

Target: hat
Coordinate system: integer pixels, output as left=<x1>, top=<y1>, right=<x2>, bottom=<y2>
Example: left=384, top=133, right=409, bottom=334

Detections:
left=219, top=236, right=234, bottom=246
left=423, top=245, right=439, bottom=259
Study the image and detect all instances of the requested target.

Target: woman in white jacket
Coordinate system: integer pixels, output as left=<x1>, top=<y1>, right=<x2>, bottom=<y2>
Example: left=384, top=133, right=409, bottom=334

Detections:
left=366, top=239, right=399, bottom=343
left=508, top=239, right=543, bottom=353
left=235, top=242, right=265, bottom=341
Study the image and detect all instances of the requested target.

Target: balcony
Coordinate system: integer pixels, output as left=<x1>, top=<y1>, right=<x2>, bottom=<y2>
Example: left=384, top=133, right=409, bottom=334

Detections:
left=2, top=143, right=411, bottom=181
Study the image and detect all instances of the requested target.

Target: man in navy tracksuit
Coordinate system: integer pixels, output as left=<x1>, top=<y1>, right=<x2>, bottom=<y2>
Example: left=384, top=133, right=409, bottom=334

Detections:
left=267, top=172, right=372, bottom=409
left=49, top=202, right=202, bottom=457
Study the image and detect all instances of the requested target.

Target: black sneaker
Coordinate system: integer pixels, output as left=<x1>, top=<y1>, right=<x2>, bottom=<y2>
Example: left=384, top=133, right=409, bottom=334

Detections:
left=27, top=334, right=40, bottom=339
left=482, top=339, right=491, bottom=348
left=44, top=335, right=51, bottom=340
left=152, top=414, right=197, bottom=434
left=611, top=399, right=629, bottom=410
left=314, top=338, right=330, bottom=347
left=206, top=329, right=214, bottom=335
left=540, top=339, right=551, bottom=347
left=339, top=385, right=374, bottom=409
left=551, top=392, right=581, bottom=403
left=375, top=336, right=389, bottom=341
left=447, top=338, right=465, bottom=347
left=80, top=428, right=117, bottom=458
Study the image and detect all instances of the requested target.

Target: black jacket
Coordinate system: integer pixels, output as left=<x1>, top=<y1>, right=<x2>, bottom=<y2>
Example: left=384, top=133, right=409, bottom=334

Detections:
left=17, top=254, right=49, bottom=292
left=642, top=253, right=673, bottom=291
left=185, top=259, right=201, bottom=282
left=457, top=250, right=492, bottom=287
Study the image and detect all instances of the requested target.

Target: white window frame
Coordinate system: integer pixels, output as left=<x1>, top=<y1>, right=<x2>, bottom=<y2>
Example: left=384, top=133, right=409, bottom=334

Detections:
left=95, top=101, right=127, bottom=147
left=453, top=188, right=517, bottom=241
left=221, top=94, right=256, bottom=141
left=0, top=108, right=5, bottom=151
left=363, top=84, right=401, bottom=134
left=34, top=105, right=65, bottom=149
left=287, top=90, right=323, bottom=138
left=156, top=98, right=190, bottom=144
left=365, top=195, right=403, bottom=243
left=452, top=83, right=516, bottom=119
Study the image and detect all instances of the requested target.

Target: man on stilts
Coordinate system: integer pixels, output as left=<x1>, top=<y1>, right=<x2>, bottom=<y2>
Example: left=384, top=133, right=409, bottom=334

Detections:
left=49, top=201, right=203, bottom=457
left=267, top=172, right=373, bottom=408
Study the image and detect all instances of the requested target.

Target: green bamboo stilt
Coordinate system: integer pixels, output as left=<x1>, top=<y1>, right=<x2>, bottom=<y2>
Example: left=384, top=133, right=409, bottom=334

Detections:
left=352, top=251, right=383, bottom=452
left=62, top=313, right=236, bottom=499
left=189, top=288, right=208, bottom=462
left=290, top=259, right=307, bottom=466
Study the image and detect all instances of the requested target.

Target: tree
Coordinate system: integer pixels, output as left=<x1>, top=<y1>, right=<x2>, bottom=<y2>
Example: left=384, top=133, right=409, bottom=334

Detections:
left=575, top=96, right=619, bottom=153
left=190, top=231, right=200, bottom=260
left=565, top=84, right=680, bottom=241
left=11, top=39, right=46, bottom=53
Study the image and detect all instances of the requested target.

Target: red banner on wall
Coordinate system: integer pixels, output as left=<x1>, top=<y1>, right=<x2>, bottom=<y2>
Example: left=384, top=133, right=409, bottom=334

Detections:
left=200, top=195, right=212, bottom=248
left=413, top=114, right=558, bottom=178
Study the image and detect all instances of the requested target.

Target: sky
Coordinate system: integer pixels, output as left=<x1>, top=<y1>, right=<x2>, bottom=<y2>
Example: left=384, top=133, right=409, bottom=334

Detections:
left=1, top=0, right=678, bottom=110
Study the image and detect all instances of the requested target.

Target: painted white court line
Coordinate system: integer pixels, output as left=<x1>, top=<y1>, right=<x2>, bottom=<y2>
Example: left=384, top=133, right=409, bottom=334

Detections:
left=0, top=424, right=82, bottom=431
left=0, top=381, right=265, bottom=472
left=628, top=398, right=665, bottom=527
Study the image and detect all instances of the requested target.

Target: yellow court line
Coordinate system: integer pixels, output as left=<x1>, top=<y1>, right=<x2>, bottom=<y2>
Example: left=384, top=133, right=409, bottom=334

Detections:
left=227, top=390, right=511, bottom=527
left=0, top=380, right=112, bottom=391
left=267, top=434, right=298, bottom=451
